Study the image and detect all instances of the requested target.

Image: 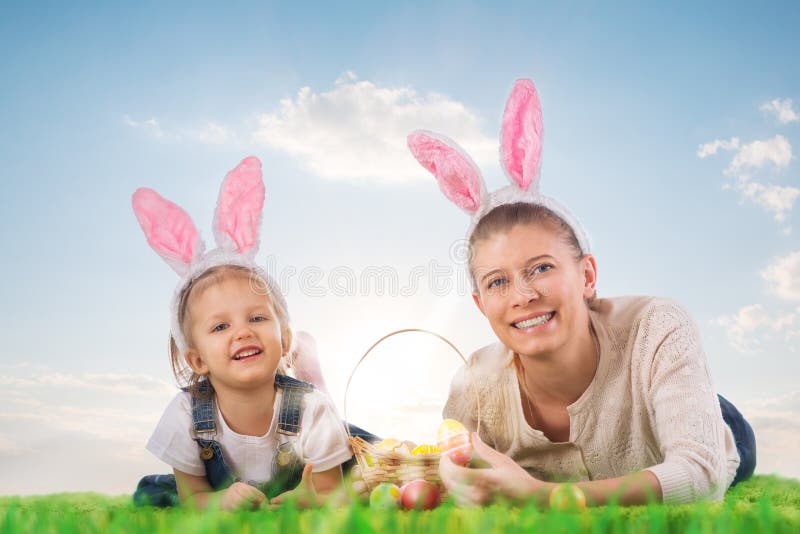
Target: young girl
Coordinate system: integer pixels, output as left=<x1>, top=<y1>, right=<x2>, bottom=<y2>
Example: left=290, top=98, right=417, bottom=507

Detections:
left=132, top=157, right=352, bottom=510
left=407, top=80, right=756, bottom=507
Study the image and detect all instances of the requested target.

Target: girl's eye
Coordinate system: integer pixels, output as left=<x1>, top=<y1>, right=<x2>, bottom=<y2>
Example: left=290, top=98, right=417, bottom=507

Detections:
left=211, top=323, right=228, bottom=333
left=250, top=315, right=268, bottom=323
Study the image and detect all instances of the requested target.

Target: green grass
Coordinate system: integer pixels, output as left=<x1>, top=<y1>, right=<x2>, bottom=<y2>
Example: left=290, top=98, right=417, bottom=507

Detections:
left=2, top=476, right=799, bottom=533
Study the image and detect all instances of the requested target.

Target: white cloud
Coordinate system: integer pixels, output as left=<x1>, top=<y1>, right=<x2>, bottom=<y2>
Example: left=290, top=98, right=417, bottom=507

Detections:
left=699, top=134, right=797, bottom=224
left=761, top=250, right=800, bottom=300
left=738, top=391, right=800, bottom=479
left=734, top=178, right=800, bottom=223
left=123, top=115, right=164, bottom=138
left=714, top=304, right=770, bottom=352
left=760, top=98, right=800, bottom=124
left=696, top=134, right=792, bottom=175
left=251, top=72, right=496, bottom=184
left=124, top=115, right=234, bottom=145
left=697, top=137, right=740, bottom=158
left=180, top=121, right=234, bottom=145
left=0, top=368, right=174, bottom=397
left=713, top=304, right=800, bottom=353
left=40, top=372, right=175, bottom=396
left=726, top=135, right=792, bottom=174
left=0, top=435, right=25, bottom=456
left=0, top=364, right=176, bottom=494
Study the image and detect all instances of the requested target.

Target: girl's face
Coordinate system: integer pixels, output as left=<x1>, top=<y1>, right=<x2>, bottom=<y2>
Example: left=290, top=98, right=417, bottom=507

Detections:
left=471, top=222, right=597, bottom=359
left=184, top=275, right=290, bottom=394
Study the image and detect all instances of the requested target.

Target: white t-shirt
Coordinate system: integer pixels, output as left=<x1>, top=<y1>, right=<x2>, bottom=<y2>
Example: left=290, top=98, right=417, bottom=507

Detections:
left=146, top=387, right=352, bottom=484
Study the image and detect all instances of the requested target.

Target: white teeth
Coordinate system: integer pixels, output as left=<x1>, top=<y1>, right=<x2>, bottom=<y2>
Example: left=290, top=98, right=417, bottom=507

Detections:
left=514, top=313, right=554, bottom=329
left=234, top=349, right=260, bottom=360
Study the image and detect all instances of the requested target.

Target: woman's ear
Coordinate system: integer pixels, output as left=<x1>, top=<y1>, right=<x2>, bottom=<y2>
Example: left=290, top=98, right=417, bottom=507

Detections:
left=581, top=254, right=598, bottom=299
left=184, top=349, right=208, bottom=376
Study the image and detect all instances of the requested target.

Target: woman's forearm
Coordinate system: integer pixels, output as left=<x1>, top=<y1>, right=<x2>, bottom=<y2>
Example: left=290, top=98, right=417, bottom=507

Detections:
left=520, top=470, right=662, bottom=508
left=570, top=470, right=663, bottom=507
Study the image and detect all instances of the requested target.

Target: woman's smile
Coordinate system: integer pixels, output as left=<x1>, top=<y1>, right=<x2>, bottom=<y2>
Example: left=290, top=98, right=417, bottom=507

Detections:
left=511, top=311, right=556, bottom=330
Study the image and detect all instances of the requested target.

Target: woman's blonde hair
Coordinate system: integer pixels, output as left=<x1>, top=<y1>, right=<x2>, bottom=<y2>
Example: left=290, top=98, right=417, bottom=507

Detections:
left=168, top=264, right=292, bottom=396
left=468, top=202, right=588, bottom=293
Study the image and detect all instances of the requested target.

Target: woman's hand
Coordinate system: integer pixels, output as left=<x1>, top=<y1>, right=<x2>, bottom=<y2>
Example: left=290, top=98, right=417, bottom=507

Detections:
left=439, top=433, right=552, bottom=506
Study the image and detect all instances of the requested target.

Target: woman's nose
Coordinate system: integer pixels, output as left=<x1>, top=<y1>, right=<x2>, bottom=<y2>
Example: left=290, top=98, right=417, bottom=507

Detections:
left=511, top=277, right=541, bottom=306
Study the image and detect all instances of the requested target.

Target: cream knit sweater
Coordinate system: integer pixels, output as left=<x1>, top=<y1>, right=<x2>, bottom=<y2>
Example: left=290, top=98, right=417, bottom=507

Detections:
left=443, top=296, right=740, bottom=504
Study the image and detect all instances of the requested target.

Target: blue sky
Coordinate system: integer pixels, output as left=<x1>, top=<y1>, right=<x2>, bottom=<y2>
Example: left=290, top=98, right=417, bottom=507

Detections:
left=1, top=1, right=799, bottom=494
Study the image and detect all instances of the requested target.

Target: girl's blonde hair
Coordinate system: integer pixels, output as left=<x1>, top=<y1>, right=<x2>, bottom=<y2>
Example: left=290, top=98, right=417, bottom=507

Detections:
left=168, top=264, right=292, bottom=396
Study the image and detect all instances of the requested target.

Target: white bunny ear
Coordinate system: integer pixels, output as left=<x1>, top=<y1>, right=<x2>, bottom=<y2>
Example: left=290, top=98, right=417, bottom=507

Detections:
left=213, top=156, right=265, bottom=257
left=132, top=188, right=204, bottom=277
left=501, top=79, right=543, bottom=192
left=407, top=130, right=486, bottom=214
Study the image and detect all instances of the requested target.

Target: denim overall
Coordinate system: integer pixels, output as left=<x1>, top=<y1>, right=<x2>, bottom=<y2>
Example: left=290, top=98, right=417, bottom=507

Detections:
left=133, top=374, right=313, bottom=507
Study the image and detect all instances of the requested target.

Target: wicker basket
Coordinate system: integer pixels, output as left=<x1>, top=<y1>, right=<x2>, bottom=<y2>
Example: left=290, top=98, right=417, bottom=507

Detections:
left=344, top=328, right=480, bottom=495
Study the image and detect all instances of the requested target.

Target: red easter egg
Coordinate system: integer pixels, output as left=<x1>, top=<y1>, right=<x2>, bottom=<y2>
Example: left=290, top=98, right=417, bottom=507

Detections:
left=400, top=479, right=441, bottom=510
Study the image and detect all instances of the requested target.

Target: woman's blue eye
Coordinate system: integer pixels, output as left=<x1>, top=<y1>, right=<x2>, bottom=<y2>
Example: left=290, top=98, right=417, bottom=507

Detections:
left=212, top=323, right=228, bottom=333
left=530, top=264, right=553, bottom=277
left=487, top=278, right=507, bottom=289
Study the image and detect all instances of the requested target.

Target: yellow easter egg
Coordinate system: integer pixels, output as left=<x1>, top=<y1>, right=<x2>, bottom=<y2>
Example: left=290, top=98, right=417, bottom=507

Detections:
left=375, top=438, right=411, bottom=456
left=411, top=444, right=441, bottom=455
left=549, top=484, right=587, bottom=511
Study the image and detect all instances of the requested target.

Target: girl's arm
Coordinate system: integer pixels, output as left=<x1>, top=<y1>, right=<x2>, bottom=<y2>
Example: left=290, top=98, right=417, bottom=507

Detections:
left=173, top=469, right=267, bottom=510
left=440, top=434, right=663, bottom=507
left=269, top=463, right=344, bottom=507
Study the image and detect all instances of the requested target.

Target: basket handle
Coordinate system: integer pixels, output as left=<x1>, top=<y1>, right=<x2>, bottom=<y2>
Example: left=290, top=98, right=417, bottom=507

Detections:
left=343, top=328, right=481, bottom=439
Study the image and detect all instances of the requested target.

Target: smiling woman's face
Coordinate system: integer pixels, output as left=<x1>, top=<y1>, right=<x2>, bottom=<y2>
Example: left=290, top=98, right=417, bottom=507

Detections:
left=470, top=221, right=597, bottom=359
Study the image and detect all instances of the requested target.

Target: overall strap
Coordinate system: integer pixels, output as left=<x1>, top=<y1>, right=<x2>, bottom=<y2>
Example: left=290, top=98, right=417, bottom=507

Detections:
left=186, top=381, right=236, bottom=490
left=274, top=374, right=314, bottom=436
left=189, top=380, right=217, bottom=438
left=259, top=374, right=315, bottom=499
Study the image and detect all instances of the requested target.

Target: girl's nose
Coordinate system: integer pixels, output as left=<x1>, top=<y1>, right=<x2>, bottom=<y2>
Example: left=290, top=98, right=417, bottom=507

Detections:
left=233, top=324, right=255, bottom=341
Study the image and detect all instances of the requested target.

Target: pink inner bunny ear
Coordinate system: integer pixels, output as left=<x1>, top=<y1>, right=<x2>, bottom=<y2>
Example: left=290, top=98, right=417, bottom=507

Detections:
left=501, top=79, right=543, bottom=192
left=407, top=131, right=483, bottom=213
left=213, top=156, right=265, bottom=255
left=132, top=188, right=201, bottom=276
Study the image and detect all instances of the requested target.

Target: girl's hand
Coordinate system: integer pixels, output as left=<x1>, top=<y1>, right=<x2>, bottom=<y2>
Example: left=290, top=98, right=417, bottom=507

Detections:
left=439, top=433, right=551, bottom=506
left=220, top=481, right=268, bottom=511
left=270, top=464, right=322, bottom=508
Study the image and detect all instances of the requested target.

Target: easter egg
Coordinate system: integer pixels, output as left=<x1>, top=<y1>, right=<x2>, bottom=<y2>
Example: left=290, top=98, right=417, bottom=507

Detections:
left=549, top=484, right=587, bottom=511
left=411, top=444, right=440, bottom=455
left=374, top=438, right=411, bottom=456
left=400, top=479, right=441, bottom=510
left=436, top=419, right=472, bottom=466
left=369, top=482, right=401, bottom=510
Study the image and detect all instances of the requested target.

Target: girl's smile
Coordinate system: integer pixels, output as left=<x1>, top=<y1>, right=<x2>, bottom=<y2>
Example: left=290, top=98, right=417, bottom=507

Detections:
left=232, top=345, right=263, bottom=361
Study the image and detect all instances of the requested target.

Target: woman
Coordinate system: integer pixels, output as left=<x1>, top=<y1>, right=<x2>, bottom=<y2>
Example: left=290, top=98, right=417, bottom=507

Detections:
left=407, top=79, right=755, bottom=507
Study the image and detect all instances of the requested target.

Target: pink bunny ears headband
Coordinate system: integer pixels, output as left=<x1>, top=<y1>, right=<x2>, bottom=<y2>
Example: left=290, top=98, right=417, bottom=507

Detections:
left=407, top=79, right=590, bottom=253
left=132, top=156, right=269, bottom=353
